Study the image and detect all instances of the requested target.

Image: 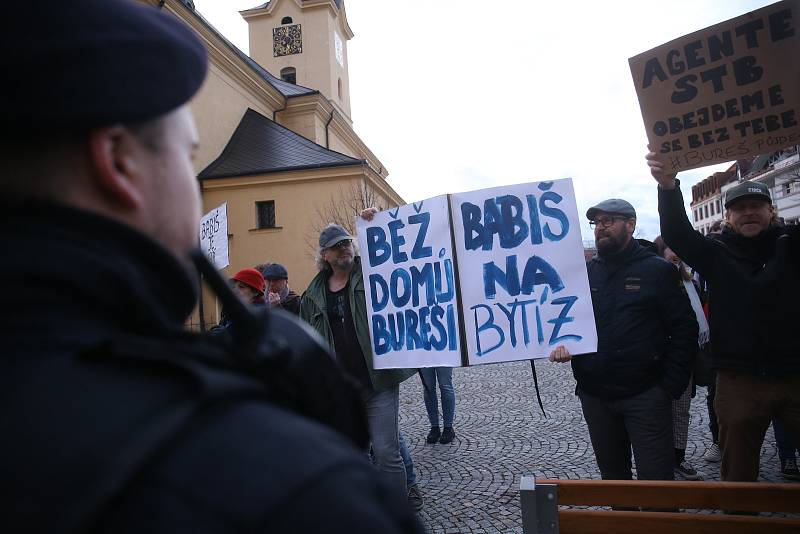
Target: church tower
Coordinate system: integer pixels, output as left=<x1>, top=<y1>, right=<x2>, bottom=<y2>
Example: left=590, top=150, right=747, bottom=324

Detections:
left=241, top=0, right=354, bottom=122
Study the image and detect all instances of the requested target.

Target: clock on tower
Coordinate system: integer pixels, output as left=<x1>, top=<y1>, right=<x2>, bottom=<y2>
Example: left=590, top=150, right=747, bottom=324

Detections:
left=272, top=24, right=302, bottom=57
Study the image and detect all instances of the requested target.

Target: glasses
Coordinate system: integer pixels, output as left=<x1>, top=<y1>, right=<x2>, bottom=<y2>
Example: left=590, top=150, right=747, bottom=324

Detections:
left=589, top=216, right=629, bottom=229
left=329, top=239, right=353, bottom=250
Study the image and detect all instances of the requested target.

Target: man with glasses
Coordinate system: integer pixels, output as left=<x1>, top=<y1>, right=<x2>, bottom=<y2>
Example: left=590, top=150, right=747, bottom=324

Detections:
left=648, top=152, right=800, bottom=483
left=550, top=199, right=697, bottom=482
left=300, top=224, right=419, bottom=505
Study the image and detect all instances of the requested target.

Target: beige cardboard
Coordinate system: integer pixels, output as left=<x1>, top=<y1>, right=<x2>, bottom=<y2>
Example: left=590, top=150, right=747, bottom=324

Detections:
left=629, top=0, right=800, bottom=172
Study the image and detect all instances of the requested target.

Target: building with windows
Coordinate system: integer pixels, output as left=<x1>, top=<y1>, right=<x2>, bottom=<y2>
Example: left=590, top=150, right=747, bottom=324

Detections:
left=740, top=148, right=800, bottom=225
left=690, top=147, right=800, bottom=235
left=689, top=164, right=737, bottom=235
left=141, top=0, right=404, bottom=327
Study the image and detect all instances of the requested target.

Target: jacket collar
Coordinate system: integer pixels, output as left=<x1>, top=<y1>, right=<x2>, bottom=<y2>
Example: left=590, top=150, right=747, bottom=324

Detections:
left=0, top=202, right=197, bottom=345
left=595, top=236, right=651, bottom=265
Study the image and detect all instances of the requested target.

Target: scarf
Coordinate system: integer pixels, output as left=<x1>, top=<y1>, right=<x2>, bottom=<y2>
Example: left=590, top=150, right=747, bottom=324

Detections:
left=682, top=279, right=710, bottom=346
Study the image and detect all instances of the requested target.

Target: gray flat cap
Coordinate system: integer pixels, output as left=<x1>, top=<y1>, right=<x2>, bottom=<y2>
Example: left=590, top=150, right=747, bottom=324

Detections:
left=319, top=224, right=353, bottom=248
left=586, top=199, right=636, bottom=220
left=724, top=181, right=771, bottom=208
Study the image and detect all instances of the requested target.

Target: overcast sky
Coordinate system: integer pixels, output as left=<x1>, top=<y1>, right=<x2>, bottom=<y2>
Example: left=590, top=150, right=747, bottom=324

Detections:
left=191, top=0, right=774, bottom=242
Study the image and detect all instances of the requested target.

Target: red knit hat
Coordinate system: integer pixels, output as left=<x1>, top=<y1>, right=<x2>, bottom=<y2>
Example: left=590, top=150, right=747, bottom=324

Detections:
left=231, top=268, right=265, bottom=294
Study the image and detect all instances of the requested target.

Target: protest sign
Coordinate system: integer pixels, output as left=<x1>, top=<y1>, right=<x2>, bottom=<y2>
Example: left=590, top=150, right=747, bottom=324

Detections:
left=451, top=179, right=596, bottom=365
left=199, top=202, right=229, bottom=269
left=357, top=195, right=463, bottom=369
left=357, top=179, right=596, bottom=369
left=630, top=0, right=800, bottom=172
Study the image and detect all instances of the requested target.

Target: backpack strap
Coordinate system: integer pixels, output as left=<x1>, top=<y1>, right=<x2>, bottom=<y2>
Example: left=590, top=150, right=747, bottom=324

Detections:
left=69, top=333, right=272, bottom=534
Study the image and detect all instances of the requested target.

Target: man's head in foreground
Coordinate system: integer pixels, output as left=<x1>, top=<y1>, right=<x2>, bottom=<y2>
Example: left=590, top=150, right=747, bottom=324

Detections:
left=1, top=0, right=208, bottom=259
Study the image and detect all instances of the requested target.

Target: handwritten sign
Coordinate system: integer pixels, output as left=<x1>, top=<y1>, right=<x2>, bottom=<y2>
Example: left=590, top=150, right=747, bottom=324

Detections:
left=451, top=179, right=596, bottom=365
left=630, top=0, right=800, bottom=172
left=199, top=202, right=229, bottom=269
left=357, top=195, right=462, bottom=369
left=357, top=179, right=597, bottom=369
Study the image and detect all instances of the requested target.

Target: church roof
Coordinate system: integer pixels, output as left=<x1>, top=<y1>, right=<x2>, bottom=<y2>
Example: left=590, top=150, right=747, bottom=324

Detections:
left=234, top=48, right=316, bottom=97
left=198, top=108, right=362, bottom=180
left=245, top=1, right=343, bottom=9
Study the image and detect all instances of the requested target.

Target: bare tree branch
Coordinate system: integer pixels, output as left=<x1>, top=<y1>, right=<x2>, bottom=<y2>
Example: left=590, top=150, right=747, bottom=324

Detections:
left=305, top=178, right=392, bottom=259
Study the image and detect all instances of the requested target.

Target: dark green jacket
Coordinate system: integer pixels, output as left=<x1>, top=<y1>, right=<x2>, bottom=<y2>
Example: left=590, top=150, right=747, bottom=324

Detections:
left=300, top=257, right=416, bottom=392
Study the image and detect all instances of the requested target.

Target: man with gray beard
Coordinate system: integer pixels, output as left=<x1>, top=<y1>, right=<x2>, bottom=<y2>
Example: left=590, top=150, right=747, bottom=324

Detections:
left=300, top=224, right=418, bottom=503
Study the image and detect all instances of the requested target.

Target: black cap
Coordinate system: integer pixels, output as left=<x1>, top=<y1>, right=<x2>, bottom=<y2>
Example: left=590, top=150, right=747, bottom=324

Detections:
left=586, top=199, right=636, bottom=220
left=319, top=224, right=353, bottom=248
left=261, top=263, right=288, bottom=280
left=724, top=181, right=771, bottom=208
left=2, top=0, right=208, bottom=132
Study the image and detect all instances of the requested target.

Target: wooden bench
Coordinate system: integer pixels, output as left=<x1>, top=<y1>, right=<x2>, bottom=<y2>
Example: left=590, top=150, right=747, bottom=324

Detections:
left=520, top=477, right=800, bottom=534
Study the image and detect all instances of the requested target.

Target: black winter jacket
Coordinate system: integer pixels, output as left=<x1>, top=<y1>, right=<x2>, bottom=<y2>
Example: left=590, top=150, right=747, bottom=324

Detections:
left=659, top=184, right=800, bottom=375
left=571, top=239, right=698, bottom=399
left=0, top=204, right=422, bottom=534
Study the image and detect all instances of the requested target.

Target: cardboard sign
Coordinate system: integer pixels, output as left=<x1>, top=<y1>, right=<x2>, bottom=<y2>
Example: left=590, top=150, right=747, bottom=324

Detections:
left=630, top=0, right=800, bottom=172
left=357, top=179, right=597, bottom=369
left=199, top=202, right=229, bottom=269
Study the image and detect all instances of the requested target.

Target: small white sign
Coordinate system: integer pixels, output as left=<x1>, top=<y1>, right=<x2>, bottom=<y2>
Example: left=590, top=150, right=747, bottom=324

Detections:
left=199, top=202, right=229, bottom=269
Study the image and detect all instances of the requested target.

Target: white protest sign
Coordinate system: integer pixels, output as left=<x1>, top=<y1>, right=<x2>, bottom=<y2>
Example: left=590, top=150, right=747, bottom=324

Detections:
left=357, top=195, right=462, bottom=369
left=450, top=178, right=597, bottom=365
left=199, top=202, right=229, bottom=269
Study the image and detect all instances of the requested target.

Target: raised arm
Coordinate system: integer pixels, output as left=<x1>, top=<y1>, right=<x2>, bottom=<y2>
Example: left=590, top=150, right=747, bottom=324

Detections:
left=647, top=151, right=714, bottom=276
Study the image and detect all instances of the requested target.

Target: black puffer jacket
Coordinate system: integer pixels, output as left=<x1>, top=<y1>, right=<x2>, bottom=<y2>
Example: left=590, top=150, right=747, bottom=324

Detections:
left=0, top=204, right=422, bottom=534
left=659, top=184, right=800, bottom=375
left=571, top=239, right=698, bottom=399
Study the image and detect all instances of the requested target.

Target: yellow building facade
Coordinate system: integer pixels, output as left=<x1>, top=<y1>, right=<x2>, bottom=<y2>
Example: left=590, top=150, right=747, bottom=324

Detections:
left=141, top=0, right=404, bottom=327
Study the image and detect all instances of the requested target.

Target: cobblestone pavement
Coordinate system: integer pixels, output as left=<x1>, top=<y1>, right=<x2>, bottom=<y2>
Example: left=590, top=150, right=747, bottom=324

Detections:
left=398, top=361, right=791, bottom=534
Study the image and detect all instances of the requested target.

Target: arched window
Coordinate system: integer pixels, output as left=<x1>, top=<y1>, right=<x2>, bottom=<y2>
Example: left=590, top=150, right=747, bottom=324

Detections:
left=337, top=78, right=342, bottom=100
left=281, top=16, right=293, bottom=24
left=281, top=67, right=296, bottom=84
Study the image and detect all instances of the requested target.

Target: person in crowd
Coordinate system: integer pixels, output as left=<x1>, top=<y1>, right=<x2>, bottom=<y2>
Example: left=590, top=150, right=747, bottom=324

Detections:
left=654, top=236, right=709, bottom=481
left=773, top=419, right=800, bottom=480
left=210, top=268, right=266, bottom=337
left=549, top=199, right=697, bottom=482
left=300, top=222, right=421, bottom=509
left=0, top=2, right=423, bottom=532
left=256, top=262, right=301, bottom=315
left=419, top=368, right=457, bottom=444
left=648, top=151, right=800, bottom=482
left=699, top=220, right=723, bottom=463
left=231, top=268, right=266, bottom=305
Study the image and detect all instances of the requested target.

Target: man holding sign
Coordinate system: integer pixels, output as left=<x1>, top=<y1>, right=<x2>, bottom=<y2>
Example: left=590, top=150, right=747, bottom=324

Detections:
left=648, top=153, right=800, bottom=483
left=550, top=199, right=697, bottom=482
left=300, top=224, right=417, bottom=500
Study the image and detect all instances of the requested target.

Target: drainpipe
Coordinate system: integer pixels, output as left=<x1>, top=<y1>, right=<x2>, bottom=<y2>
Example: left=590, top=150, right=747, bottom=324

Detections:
left=325, top=107, right=335, bottom=148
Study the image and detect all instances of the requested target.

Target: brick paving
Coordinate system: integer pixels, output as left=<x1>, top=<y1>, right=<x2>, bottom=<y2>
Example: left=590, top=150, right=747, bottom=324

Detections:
left=398, top=360, right=791, bottom=533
